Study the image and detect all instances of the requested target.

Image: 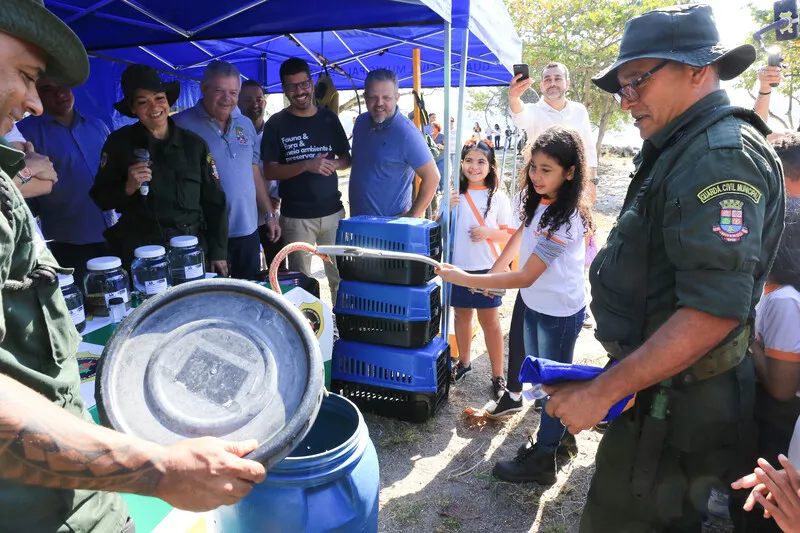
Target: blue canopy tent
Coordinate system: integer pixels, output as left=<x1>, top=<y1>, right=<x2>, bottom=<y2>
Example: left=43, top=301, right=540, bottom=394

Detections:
left=49, top=0, right=521, bottom=343
left=48, top=0, right=521, bottom=128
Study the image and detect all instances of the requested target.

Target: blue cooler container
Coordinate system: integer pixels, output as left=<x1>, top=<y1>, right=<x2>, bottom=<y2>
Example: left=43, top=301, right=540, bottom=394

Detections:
left=218, top=393, right=379, bottom=533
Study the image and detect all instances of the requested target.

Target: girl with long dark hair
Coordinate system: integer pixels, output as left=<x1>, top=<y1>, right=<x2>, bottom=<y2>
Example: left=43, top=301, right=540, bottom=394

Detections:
left=438, top=125, right=592, bottom=485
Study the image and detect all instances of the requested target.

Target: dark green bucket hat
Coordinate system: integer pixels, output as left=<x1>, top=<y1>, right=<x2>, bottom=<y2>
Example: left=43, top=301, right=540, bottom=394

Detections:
left=1, top=0, right=89, bottom=88
left=593, top=4, right=756, bottom=94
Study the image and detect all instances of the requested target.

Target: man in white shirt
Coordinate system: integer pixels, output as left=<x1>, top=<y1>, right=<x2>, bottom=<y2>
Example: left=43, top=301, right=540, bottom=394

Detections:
left=509, top=62, right=598, bottom=203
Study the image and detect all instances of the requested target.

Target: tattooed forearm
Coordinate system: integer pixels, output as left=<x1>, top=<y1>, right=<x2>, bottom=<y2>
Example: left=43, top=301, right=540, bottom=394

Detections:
left=0, top=373, right=165, bottom=494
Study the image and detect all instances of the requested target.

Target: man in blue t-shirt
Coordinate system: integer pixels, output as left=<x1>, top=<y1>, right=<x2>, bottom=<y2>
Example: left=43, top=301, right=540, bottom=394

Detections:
left=349, top=69, right=438, bottom=218
left=261, top=58, right=350, bottom=301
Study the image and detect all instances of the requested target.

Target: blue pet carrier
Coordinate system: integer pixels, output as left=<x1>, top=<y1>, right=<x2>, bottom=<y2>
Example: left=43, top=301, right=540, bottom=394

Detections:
left=334, top=280, right=441, bottom=348
left=335, top=216, right=442, bottom=286
left=330, top=337, right=450, bottom=423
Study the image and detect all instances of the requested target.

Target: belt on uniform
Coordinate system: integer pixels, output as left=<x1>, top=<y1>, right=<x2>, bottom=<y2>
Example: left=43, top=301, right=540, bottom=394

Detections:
left=599, top=324, right=751, bottom=385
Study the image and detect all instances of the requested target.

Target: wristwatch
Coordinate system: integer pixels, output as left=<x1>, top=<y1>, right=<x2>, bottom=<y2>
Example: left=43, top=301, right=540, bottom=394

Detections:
left=16, top=167, right=32, bottom=185
left=264, top=212, right=276, bottom=220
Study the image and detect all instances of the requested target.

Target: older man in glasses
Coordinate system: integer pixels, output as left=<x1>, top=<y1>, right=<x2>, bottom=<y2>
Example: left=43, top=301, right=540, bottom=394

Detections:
left=261, top=57, right=350, bottom=302
left=539, top=5, right=785, bottom=532
left=174, top=60, right=279, bottom=280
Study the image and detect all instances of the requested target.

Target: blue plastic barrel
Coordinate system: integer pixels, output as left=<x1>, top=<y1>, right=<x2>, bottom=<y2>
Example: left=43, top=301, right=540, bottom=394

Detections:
left=218, top=393, right=380, bottom=533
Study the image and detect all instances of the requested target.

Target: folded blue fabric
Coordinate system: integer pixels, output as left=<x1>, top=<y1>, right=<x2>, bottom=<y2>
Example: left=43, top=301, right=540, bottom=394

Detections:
left=519, top=356, right=635, bottom=422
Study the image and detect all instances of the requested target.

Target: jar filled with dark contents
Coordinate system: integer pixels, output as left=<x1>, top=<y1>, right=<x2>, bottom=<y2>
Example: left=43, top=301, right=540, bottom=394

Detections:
left=58, top=273, right=86, bottom=333
left=84, top=256, right=130, bottom=317
left=132, top=245, right=172, bottom=299
left=169, top=235, right=205, bottom=284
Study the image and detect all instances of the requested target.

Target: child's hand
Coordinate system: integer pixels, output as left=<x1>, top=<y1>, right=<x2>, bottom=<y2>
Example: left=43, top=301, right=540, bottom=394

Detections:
left=732, top=455, right=800, bottom=531
left=435, top=263, right=467, bottom=285
left=469, top=225, right=491, bottom=242
left=449, top=191, right=460, bottom=209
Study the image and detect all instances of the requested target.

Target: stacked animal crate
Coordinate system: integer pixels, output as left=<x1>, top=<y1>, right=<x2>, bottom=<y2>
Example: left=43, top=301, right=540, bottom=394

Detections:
left=330, top=216, right=450, bottom=423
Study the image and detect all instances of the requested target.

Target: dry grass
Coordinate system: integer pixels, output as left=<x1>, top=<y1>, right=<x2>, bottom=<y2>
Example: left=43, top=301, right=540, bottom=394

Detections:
left=307, top=156, right=734, bottom=532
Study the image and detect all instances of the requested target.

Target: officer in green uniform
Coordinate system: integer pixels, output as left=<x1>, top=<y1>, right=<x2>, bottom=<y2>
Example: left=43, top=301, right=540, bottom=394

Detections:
left=542, top=5, right=786, bottom=531
left=90, top=64, right=229, bottom=275
left=0, top=2, right=264, bottom=531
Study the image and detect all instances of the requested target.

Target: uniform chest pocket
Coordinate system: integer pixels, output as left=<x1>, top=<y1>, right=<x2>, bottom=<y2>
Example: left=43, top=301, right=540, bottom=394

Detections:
left=176, top=170, right=202, bottom=209
left=13, top=254, right=81, bottom=371
left=594, top=205, right=652, bottom=308
left=35, top=279, right=80, bottom=369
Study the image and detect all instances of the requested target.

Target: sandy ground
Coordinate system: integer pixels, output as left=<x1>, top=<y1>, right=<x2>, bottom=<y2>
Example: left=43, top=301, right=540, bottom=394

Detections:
left=304, top=155, right=733, bottom=533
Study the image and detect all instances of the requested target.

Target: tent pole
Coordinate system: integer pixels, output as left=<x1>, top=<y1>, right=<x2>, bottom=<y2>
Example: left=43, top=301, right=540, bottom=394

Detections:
left=441, top=20, right=453, bottom=342
left=413, top=48, right=422, bottom=204
left=413, top=48, right=422, bottom=128
left=443, top=24, right=469, bottom=351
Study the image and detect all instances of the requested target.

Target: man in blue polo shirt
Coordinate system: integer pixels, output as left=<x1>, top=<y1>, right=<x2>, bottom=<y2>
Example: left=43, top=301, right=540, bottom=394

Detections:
left=17, top=77, right=113, bottom=282
left=349, top=69, right=439, bottom=218
left=174, top=60, right=278, bottom=280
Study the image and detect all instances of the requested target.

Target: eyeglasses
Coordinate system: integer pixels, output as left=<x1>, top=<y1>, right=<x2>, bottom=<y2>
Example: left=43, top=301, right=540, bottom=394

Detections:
left=283, top=79, right=313, bottom=93
left=614, top=60, right=669, bottom=104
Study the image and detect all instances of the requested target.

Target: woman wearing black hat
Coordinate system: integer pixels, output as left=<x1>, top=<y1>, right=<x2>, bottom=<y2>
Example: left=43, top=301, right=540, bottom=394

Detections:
left=90, top=64, right=229, bottom=275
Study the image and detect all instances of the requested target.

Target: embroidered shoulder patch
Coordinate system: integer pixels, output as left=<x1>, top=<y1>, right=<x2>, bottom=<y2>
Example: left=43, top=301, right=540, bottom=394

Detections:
left=697, top=180, right=762, bottom=204
left=77, top=353, right=100, bottom=383
left=712, top=199, right=749, bottom=242
left=207, top=153, right=220, bottom=180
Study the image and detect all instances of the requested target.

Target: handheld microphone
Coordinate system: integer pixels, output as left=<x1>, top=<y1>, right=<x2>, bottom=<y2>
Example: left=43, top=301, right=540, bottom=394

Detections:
left=133, top=148, right=150, bottom=196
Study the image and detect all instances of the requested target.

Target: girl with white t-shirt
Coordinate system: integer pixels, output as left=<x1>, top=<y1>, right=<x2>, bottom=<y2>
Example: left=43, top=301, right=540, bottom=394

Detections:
left=438, top=125, right=591, bottom=485
left=443, top=139, right=512, bottom=400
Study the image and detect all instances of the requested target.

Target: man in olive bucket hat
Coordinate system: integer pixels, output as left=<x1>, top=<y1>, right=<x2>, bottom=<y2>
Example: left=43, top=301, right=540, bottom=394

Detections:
left=538, top=4, right=785, bottom=531
left=0, top=2, right=266, bottom=532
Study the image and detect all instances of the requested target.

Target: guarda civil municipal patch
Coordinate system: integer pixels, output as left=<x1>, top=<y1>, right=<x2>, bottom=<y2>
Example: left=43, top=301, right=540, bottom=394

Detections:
left=697, top=180, right=762, bottom=204
left=712, top=198, right=748, bottom=243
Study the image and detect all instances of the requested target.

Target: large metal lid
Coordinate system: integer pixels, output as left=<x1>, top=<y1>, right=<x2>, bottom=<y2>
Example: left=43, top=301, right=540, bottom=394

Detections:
left=96, top=278, right=324, bottom=467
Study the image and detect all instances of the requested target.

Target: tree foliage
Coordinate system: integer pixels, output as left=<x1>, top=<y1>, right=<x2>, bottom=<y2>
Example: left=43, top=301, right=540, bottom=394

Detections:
left=472, top=0, right=681, bottom=150
left=736, top=4, right=800, bottom=129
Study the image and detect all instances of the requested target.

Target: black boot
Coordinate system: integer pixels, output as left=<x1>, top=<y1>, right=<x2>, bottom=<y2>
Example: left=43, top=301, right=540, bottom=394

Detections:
left=492, top=443, right=557, bottom=484
left=517, top=432, right=578, bottom=458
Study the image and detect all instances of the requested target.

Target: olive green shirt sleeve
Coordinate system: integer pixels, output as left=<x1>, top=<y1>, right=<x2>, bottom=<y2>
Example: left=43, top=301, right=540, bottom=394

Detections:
left=89, top=136, right=131, bottom=211
left=0, top=181, right=16, bottom=348
left=199, top=145, right=229, bottom=262
left=662, top=149, right=769, bottom=322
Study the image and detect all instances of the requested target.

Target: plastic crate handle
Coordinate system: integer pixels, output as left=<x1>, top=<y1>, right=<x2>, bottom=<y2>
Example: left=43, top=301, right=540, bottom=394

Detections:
left=316, top=246, right=505, bottom=297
